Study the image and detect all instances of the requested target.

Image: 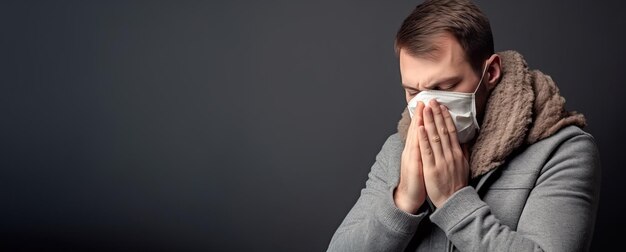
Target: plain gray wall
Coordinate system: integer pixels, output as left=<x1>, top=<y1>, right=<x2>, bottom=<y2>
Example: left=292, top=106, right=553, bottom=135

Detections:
left=1, top=0, right=624, bottom=251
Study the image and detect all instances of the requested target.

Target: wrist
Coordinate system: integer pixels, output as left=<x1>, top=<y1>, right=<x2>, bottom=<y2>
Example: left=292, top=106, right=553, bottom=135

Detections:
left=393, top=187, right=422, bottom=214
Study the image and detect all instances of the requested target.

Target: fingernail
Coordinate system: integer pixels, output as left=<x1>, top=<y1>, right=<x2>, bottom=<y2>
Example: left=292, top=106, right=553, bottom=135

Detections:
left=440, top=105, right=446, bottom=111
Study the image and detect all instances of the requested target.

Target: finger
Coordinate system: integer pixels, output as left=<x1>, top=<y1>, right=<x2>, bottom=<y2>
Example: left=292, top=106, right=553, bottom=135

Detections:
left=417, top=125, right=434, bottom=167
left=416, top=101, right=425, bottom=126
left=441, top=103, right=463, bottom=158
left=406, top=102, right=424, bottom=148
left=430, top=102, right=454, bottom=165
left=423, top=105, right=445, bottom=164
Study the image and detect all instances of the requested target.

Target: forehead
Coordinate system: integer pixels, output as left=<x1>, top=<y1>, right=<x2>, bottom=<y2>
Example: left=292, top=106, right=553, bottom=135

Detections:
left=399, top=33, right=470, bottom=84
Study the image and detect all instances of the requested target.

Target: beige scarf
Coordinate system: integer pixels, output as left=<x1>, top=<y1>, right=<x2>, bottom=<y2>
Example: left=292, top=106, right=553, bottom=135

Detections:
left=396, top=50, right=587, bottom=178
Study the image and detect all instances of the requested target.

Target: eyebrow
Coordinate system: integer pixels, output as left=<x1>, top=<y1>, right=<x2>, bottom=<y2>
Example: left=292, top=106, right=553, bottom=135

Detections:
left=401, top=83, right=418, bottom=91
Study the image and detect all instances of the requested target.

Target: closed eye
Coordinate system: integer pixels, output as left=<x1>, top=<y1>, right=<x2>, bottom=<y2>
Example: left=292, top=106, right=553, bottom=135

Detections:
left=440, top=82, right=459, bottom=90
left=429, top=77, right=462, bottom=91
left=402, top=85, right=419, bottom=96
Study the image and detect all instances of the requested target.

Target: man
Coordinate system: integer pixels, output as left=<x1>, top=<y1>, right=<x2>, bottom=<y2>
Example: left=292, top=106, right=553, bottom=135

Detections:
left=327, top=0, right=601, bottom=251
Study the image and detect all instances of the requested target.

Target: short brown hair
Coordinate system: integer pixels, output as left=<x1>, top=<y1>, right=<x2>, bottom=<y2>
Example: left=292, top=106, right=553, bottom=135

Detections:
left=395, top=0, right=494, bottom=74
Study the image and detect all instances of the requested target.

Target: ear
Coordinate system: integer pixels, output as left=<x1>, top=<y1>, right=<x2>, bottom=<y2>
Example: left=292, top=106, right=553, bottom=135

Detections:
left=485, top=54, right=501, bottom=91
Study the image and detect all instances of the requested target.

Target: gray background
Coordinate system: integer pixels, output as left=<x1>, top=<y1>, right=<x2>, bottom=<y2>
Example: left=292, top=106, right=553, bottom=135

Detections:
left=1, top=0, right=624, bottom=251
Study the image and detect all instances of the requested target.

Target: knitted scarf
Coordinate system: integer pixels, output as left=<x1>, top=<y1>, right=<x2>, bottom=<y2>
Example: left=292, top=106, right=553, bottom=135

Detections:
left=396, top=50, right=587, bottom=178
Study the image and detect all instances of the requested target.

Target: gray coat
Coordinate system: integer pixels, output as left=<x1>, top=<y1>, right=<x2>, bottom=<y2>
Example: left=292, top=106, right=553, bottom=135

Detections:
left=327, top=125, right=601, bottom=251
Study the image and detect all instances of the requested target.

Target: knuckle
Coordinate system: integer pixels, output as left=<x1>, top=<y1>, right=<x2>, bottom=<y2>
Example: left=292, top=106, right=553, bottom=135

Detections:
left=448, top=127, right=457, bottom=134
left=445, top=156, right=454, bottom=165
left=440, top=128, right=448, bottom=135
left=453, top=148, right=463, bottom=157
left=435, top=163, right=446, bottom=170
left=431, top=136, right=440, bottom=144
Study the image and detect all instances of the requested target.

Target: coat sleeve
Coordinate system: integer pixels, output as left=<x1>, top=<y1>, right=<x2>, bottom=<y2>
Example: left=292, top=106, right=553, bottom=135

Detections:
left=429, top=132, right=601, bottom=252
left=326, top=134, right=429, bottom=252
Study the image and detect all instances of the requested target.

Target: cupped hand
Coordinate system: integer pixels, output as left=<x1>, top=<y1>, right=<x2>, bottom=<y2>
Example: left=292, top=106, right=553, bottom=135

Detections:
left=418, top=99, right=470, bottom=208
left=394, top=101, right=427, bottom=214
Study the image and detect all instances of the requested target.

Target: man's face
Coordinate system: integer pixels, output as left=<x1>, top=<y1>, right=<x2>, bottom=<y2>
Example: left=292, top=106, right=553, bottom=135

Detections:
left=399, top=33, right=499, bottom=123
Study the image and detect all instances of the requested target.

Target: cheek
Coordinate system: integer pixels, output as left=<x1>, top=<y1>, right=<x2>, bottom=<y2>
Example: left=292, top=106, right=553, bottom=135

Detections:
left=404, top=91, right=413, bottom=104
